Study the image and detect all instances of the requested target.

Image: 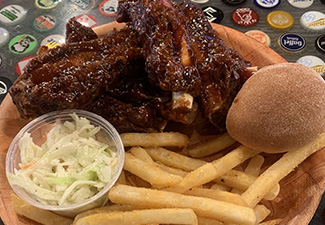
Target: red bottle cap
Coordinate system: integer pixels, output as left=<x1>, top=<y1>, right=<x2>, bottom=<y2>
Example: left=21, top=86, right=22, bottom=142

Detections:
left=232, top=8, right=259, bottom=27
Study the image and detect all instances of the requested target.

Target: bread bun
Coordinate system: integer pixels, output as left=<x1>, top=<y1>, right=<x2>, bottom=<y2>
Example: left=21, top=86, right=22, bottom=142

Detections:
left=226, top=63, right=325, bottom=153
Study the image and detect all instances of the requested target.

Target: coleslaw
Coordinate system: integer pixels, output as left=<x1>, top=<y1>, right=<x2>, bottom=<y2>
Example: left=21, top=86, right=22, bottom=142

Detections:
left=7, top=113, right=118, bottom=206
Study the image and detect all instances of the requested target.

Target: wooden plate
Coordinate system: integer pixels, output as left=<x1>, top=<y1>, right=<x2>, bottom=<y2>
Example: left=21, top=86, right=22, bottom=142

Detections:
left=0, top=22, right=324, bottom=225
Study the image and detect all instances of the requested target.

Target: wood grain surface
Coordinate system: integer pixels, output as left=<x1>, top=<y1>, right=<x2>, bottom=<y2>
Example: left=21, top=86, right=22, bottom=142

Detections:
left=1, top=22, right=323, bottom=225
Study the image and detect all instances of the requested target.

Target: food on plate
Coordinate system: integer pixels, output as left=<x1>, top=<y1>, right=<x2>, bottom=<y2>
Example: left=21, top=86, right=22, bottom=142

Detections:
left=241, top=133, right=325, bottom=208
left=10, top=0, right=253, bottom=133
left=124, top=152, right=182, bottom=186
left=254, top=205, right=271, bottom=224
left=109, top=184, right=256, bottom=225
left=244, top=155, right=265, bottom=177
left=121, top=132, right=189, bottom=148
left=188, top=133, right=236, bottom=158
left=73, top=208, right=198, bottom=225
left=11, top=194, right=73, bottom=225
left=7, top=113, right=118, bottom=206
left=117, top=0, right=253, bottom=132
left=226, top=63, right=325, bottom=153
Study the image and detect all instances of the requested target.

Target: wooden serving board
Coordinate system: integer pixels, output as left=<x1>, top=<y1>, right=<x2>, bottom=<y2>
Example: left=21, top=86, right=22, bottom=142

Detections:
left=1, top=22, right=324, bottom=225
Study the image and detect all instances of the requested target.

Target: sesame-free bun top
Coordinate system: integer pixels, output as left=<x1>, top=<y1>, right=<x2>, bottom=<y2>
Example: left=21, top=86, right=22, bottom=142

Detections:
left=226, top=63, right=325, bottom=153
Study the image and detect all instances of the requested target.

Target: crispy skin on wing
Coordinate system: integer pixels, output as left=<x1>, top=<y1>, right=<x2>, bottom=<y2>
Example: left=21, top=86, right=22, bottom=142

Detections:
left=180, top=2, right=251, bottom=132
left=66, top=17, right=98, bottom=44
left=9, top=26, right=143, bottom=119
left=86, top=95, right=167, bottom=133
left=117, top=0, right=201, bottom=96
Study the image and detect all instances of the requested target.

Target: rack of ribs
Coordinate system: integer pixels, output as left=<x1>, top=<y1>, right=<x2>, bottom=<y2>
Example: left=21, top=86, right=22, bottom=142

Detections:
left=117, top=0, right=253, bottom=133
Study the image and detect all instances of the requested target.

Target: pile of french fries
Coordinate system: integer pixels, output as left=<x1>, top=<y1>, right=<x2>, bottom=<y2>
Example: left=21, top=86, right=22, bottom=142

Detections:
left=12, top=131, right=325, bottom=225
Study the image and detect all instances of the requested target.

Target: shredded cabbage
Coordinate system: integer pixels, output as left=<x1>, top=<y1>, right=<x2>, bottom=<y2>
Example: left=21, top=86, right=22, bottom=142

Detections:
left=7, top=113, right=118, bottom=206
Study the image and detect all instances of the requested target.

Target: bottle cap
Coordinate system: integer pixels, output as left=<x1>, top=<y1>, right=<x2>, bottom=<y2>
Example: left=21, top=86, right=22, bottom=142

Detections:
left=41, top=34, right=65, bottom=49
left=254, top=0, right=280, bottom=8
left=222, top=0, right=247, bottom=5
left=287, top=0, right=313, bottom=8
left=279, top=33, right=306, bottom=52
left=68, top=0, right=94, bottom=11
left=202, top=6, right=224, bottom=24
left=35, top=0, right=59, bottom=9
left=9, top=34, right=38, bottom=55
left=190, top=0, right=209, bottom=3
left=316, top=34, right=325, bottom=53
left=267, top=11, right=294, bottom=29
left=232, top=8, right=259, bottom=27
left=76, top=14, right=97, bottom=28
left=99, top=0, right=118, bottom=16
left=245, top=30, right=271, bottom=46
left=297, top=55, right=325, bottom=74
left=300, top=11, right=325, bottom=32
left=32, top=14, right=57, bottom=32
left=0, top=77, right=12, bottom=102
left=15, top=56, right=35, bottom=76
left=0, top=5, right=26, bottom=25
left=0, top=27, right=9, bottom=46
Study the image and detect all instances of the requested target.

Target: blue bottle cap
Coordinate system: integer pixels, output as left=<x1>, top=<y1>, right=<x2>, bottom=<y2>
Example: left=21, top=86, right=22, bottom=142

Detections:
left=254, top=0, right=280, bottom=9
left=279, top=33, right=306, bottom=52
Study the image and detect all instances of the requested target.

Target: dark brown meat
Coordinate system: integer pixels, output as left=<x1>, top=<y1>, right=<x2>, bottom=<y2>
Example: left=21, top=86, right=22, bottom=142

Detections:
left=117, top=0, right=201, bottom=96
left=10, top=23, right=144, bottom=119
left=66, top=17, right=98, bottom=44
left=180, top=2, right=251, bottom=133
left=85, top=95, right=167, bottom=133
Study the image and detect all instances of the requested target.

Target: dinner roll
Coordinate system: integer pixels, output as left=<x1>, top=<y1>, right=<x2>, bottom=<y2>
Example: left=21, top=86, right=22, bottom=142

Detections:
left=226, top=63, right=325, bottom=153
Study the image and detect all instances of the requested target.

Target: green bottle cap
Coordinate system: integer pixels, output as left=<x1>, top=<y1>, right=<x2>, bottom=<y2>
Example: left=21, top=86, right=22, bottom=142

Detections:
left=9, top=34, right=38, bottom=55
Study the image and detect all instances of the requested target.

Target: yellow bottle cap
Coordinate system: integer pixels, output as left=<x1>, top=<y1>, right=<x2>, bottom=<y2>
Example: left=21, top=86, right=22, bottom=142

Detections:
left=267, top=11, right=294, bottom=29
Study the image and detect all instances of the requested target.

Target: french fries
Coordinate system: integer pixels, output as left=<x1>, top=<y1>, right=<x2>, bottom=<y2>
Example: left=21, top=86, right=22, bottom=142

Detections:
left=124, top=153, right=182, bottom=186
left=215, top=170, right=280, bottom=201
left=259, top=219, right=282, bottom=225
left=210, top=183, right=231, bottom=192
left=184, top=187, right=248, bottom=206
left=121, top=132, right=189, bottom=148
left=109, top=185, right=256, bottom=225
left=241, top=133, right=325, bottom=208
left=254, top=205, right=271, bottom=224
left=245, top=155, right=265, bottom=177
left=74, top=204, right=136, bottom=222
left=197, top=217, right=224, bottom=225
left=130, top=147, right=155, bottom=164
left=11, top=194, right=73, bottom=225
left=146, top=147, right=205, bottom=171
left=74, top=208, right=198, bottom=225
left=164, top=146, right=258, bottom=193
left=189, top=133, right=236, bottom=158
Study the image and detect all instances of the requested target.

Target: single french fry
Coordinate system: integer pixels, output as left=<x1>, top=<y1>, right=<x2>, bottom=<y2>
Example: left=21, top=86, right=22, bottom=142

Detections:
left=215, top=170, right=280, bottom=201
left=130, top=147, right=155, bottom=164
left=254, top=205, right=270, bottom=224
left=185, top=187, right=248, bottom=206
left=197, top=217, right=224, bottom=225
left=146, top=147, right=205, bottom=171
left=121, top=132, right=189, bottom=148
left=245, top=155, right=265, bottom=177
left=259, top=219, right=282, bottom=225
left=116, top=171, right=127, bottom=185
left=11, top=194, right=73, bottom=225
left=231, top=188, right=243, bottom=195
left=74, top=204, right=135, bottom=222
left=210, top=183, right=231, bottom=192
left=124, top=153, right=182, bottom=186
left=109, top=185, right=256, bottom=225
left=242, top=133, right=325, bottom=208
left=74, top=208, right=198, bottom=225
left=156, top=162, right=188, bottom=177
left=164, top=146, right=258, bottom=193
left=189, top=133, right=236, bottom=158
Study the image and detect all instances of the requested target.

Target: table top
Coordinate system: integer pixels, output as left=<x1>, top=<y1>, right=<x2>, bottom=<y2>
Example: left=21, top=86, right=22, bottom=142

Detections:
left=0, top=0, right=324, bottom=224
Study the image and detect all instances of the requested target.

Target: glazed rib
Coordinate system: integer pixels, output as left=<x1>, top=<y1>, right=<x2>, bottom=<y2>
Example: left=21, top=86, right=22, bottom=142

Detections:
left=10, top=21, right=143, bottom=119
left=180, top=2, right=251, bottom=132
